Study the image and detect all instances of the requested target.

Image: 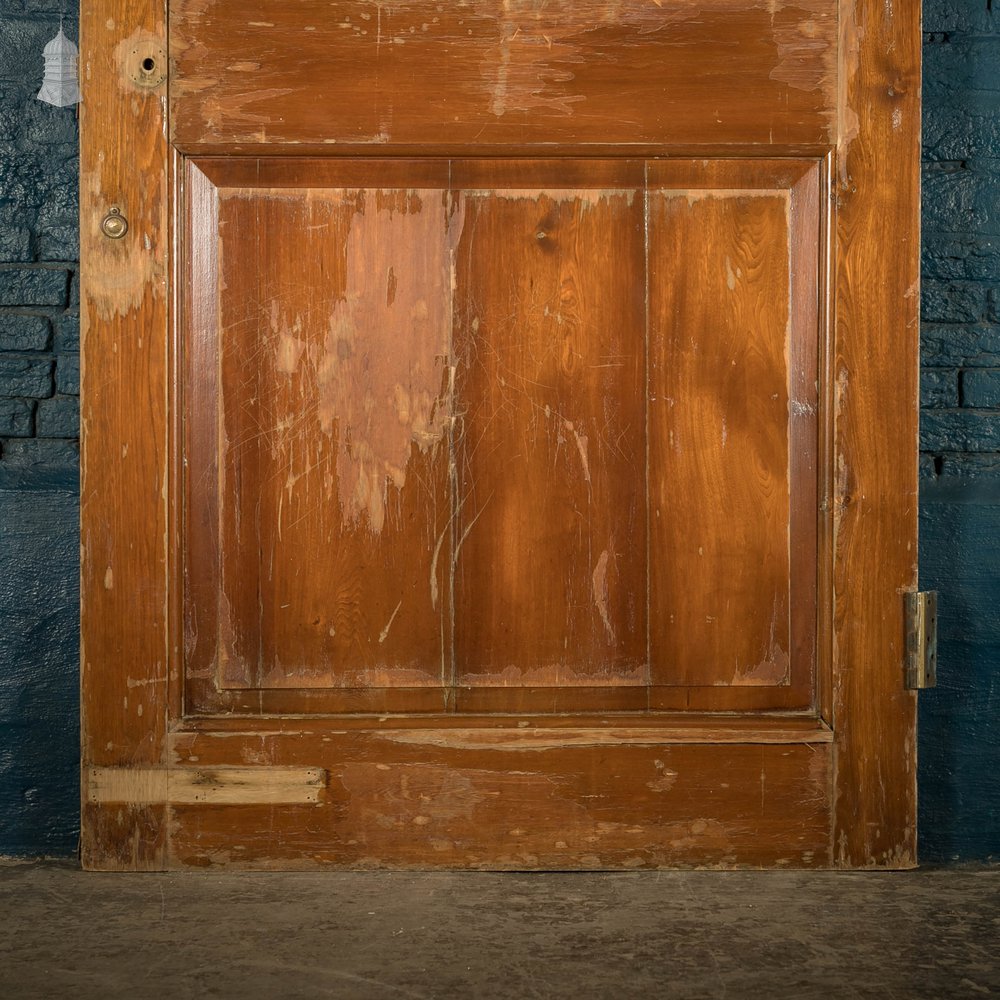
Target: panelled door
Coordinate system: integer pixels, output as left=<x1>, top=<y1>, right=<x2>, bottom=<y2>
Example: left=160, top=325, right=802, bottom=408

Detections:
left=81, top=0, right=921, bottom=869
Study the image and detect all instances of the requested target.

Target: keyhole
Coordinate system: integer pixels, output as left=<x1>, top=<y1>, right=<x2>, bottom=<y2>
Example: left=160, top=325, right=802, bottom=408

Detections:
left=141, top=57, right=156, bottom=73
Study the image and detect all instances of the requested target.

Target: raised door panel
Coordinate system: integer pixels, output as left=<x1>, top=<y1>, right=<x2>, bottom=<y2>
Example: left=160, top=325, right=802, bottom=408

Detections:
left=450, top=162, right=648, bottom=703
left=184, top=162, right=456, bottom=711
left=181, top=157, right=822, bottom=717
left=647, top=160, right=820, bottom=707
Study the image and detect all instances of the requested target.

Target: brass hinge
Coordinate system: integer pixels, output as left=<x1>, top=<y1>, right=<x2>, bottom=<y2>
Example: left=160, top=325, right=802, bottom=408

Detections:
left=904, top=591, right=938, bottom=689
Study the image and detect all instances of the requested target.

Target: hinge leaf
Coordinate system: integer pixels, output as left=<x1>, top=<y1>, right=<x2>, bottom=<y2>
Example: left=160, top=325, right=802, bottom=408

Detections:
left=904, top=591, right=938, bottom=690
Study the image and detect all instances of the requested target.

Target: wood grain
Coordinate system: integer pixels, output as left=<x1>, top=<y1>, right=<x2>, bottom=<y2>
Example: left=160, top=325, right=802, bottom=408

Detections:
left=170, top=0, right=838, bottom=151
left=164, top=728, right=832, bottom=869
left=87, top=766, right=326, bottom=804
left=81, top=0, right=920, bottom=870
left=831, top=0, right=920, bottom=867
left=173, top=713, right=834, bottom=740
left=644, top=160, right=820, bottom=709
left=648, top=188, right=793, bottom=689
left=180, top=158, right=821, bottom=717
left=451, top=162, right=647, bottom=696
left=198, top=174, right=454, bottom=691
left=79, top=1, right=170, bottom=869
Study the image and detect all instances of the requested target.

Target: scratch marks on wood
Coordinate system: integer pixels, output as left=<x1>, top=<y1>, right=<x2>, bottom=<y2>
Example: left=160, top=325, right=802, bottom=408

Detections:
left=488, top=2, right=586, bottom=118
left=340, top=762, right=491, bottom=827
left=648, top=181, right=796, bottom=689
left=305, top=189, right=458, bottom=532
left=837, top=0, right=862, bottom=186
left=373, top=727, right=831, bottom=751
left=564, top=419, right=591, bottom=484
left=82, top=34, right=167, bottom=325
left=206, top=182, right=458, bottom=689
left=379, top=600, right=403, bottom=644
left=272, top=297, right=307, bottom=375
left=768, top=0, right=836, bottom=95
left=592, top=548, right=615, bottom=644
left=187, top=159, right=822, bottom=707
left=456, top=661, right=647, bottom=688
left=731, top=596, right=791, bottom=685
left=169, top=0, right=839, bottom=148
left=647, top=760, right=678, bottom=792
left=452, top=183, right=647, bottom=689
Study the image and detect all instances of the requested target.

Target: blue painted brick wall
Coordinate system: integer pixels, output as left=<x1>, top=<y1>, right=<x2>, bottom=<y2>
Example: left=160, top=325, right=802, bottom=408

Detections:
left=920, top=0, right=1000, bottom=862
left=0, top=0, right=80, bottom=857
left=0, top=0, right=79, bottom=470
left=0, top=0, right=998, bottom=860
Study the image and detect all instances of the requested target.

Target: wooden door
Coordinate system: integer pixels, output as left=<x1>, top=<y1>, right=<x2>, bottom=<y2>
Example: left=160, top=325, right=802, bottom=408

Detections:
left=80, top=0, right=921, bottom=869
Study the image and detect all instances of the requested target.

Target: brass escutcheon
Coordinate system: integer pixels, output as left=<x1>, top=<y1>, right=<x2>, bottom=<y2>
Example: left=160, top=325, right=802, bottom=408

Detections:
left=101, top=207, right=128, bottom=240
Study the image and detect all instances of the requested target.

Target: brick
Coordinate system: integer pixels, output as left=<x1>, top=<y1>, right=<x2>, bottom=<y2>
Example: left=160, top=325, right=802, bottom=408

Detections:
left=921, top=280, right=990, bottom=323
left=923, top=106, right=1000, bottom=161
left=923, top=0, right=999, bottom=34
left=924, top=38, right=1000, bottom=102
left=0, top=138, right=45, bottom=217
left=921, top=409, right=1000, bottom=451
left=0, top=14, right=57, bottom=84
left=922, top=324, right=1000, bottom=367
left=922, top=162, right=1000, bottom=238
left=0, top=224, right=31, bottom=261
left=922, top=369, right=959, bottom=408
left=922, top=235, right=1000, bottom=281
left=937, top=453, right=1000, bottom=479
left=0, top=356, right=52, bottom=398
left=23, top=2, right=80, bottom=18
left=33, top=158, right=79, bottom=262
left=22, top=99, right=78, bottom=146
left=0, top=82, right=21, bottom=140
left=51, top=311, right=77, bottom=352
left=0, top=398, right=34, bottom=437
left=35, top=395, right=77, bottom=438
left=918, top=453, right=939, bottom=480
left=962, top=369, right=1000, bottom=408
left=36, top=221, right=78, bottom=263
left=0, top=267, right=68, bottom=307
left=0, top=312, right=50, bottom=352
left=0, top=437, right=78, bottom=467
left=54, top=353, right=78, bottom=395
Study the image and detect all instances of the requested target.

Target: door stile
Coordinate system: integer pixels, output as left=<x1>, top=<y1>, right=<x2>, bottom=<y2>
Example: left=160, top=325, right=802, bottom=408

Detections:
left=80, top=1, right=171, bottom=869
left=831, top=0, right=921, bottom=867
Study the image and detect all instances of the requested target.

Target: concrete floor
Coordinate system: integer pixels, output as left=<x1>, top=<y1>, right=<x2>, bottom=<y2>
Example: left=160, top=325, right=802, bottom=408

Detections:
left=0, top=862, right=997, bottom=999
